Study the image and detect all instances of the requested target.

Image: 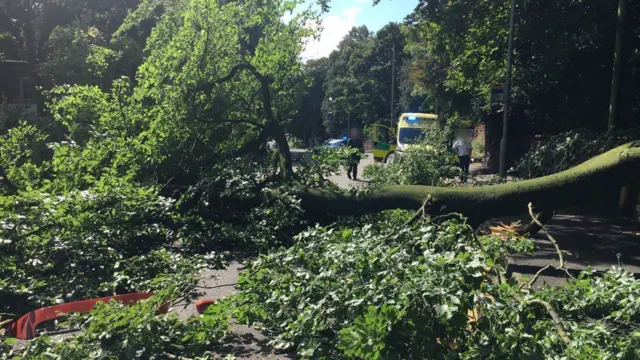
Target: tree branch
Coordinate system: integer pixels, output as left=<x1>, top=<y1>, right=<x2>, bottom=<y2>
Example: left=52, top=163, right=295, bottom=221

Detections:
left=0, top=167, right=19, bottom=194
left=522, top=202, right=575, bottom=290
left=233, top=129, right=271, bottom=158
left=195, top=63, right=267, bottom=93
left=191, top=62, right=293, bottom=179
left=192, top=116, right=266, bottom=129
left=518, top=210, right=554, bottom=235
left=525, top=264, right=552, bottom=290
left=528, top=202, right=564, bottom=268
left=403, top=195, right=432, bottom=227
left=525, top=299, right=571, bottom=345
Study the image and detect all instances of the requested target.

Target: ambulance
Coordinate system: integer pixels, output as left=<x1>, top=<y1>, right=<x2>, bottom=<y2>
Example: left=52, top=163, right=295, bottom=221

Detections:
left=369, top=113, right=439, bottom=163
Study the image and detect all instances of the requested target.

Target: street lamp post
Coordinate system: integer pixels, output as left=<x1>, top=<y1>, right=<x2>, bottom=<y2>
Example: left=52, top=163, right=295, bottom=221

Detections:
left=328, top=97, right=334, bottom=134
left=390, top=45, right=396, bottom=128
left=499, top=0, right=516, bottom=177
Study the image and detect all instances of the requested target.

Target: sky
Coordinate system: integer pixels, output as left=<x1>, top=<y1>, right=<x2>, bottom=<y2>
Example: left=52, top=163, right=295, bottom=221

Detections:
left=299, top=0, right=418, bottom=60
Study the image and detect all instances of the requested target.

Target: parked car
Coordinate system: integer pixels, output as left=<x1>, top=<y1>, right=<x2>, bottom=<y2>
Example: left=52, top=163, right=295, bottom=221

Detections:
left=314, top=138, right=348, bottom=154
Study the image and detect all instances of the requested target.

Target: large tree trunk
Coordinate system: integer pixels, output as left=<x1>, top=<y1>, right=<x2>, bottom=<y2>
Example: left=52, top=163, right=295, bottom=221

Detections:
left=23, top=3, right=44, bottom=115
left=297, top=142, right=640, bottom=226
left=270, top=124, right=294, bottom=181
left=608, top=0, right=628, bottom=130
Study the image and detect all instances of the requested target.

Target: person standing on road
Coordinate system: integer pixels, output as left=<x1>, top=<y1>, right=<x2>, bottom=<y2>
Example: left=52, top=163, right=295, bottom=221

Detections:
left=453, top=130, right=472, bottom=183
left=347, top=128, right=364, bottom=181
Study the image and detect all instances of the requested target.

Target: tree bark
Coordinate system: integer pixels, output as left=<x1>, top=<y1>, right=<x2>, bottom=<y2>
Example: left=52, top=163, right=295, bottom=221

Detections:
left=22, top=2, right=44, bottom=114
left=296, top=142, right=640, bottom=226
left=608, top=0, right=628, bottom=130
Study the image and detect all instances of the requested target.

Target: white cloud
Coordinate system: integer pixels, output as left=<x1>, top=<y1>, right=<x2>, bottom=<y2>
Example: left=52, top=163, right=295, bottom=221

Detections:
left=301, top=6, right=363, bottom=60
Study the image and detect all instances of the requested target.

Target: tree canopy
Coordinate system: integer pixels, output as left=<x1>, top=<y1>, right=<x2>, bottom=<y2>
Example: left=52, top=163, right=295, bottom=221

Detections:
left=402, top=0, right=640, bottom=131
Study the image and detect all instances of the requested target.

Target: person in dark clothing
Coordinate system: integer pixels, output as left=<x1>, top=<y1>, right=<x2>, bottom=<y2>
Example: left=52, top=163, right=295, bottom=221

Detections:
left=347, top=128, right=365, bottom=181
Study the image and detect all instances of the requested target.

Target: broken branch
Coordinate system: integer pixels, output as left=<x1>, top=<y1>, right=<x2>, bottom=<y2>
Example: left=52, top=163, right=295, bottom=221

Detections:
left=525, top=299, right=571, bottom=345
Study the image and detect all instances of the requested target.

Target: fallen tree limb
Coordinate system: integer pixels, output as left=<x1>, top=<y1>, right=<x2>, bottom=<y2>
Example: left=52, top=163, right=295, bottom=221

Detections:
left=528, top=203, right=564, bottom=268
left=525, top=299, right=571, bottom=345
left=297, top=142, right=640, bottom=227
left=522, top=202, right=574, bottom=290
left=518, top=209, right=554, bottom=235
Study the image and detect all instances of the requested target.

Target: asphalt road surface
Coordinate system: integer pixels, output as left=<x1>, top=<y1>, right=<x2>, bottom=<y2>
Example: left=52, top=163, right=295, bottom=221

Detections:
left=327, top=155, right=486, bottom=189
left=328, top=154, right=374, bottom=189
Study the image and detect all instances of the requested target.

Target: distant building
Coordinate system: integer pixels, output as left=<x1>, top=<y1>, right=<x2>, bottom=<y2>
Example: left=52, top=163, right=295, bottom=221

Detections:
left=0, top=60, right=38, bottom=119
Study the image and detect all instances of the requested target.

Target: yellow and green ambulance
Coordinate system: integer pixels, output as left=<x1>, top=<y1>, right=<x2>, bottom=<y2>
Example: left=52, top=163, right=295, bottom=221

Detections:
left=369, top=113, right=438, bottom=163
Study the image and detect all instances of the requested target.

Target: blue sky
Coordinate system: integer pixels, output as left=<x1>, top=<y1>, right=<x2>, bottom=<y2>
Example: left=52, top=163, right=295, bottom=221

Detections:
left=300, top=0, right=418, bottom=60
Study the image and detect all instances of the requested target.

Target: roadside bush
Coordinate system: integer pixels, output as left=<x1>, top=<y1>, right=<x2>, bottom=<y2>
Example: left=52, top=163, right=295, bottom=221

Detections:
left=515, top=128, right=640, bottom=179
left=471, top=136, right=485, bottom=161
left=287, top=136, right=305, bottom=149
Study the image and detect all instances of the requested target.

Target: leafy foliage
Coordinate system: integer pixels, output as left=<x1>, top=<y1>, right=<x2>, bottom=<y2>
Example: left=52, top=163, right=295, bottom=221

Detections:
left=233, top=215, right=640, bottom=359
left=18, top=288, right=232, bottom=359
left=287, top=135, right=305, bottom=149
left=471, top=135, right=485, bottom=161
left=364, top=130, right=459, bottom=186
left=515, top=128, right=640, bottom=178
left=321, top=23, right=406, bottom=137
left=2, top=1, right=640, bottom=359
left=0, top=173, right=226, bottom=313
left=296, top=146, right=365, bottom=188
left=1, top=0, right=317, bottom=315
left=404, top=0, right=640, bottom=131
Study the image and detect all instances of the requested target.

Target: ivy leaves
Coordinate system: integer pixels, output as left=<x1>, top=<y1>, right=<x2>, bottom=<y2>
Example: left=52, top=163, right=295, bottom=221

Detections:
left=233, top=217, right=492, bottom=358
left=232, top=215, right=640, bottom=359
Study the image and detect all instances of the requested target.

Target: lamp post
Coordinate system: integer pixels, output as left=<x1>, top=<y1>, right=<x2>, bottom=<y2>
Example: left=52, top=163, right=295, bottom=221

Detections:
left=327, top=97, right=334, bottom=134
left=499, top=0, right=516, bottom=177
left=390, top=45, right=396, bottom=128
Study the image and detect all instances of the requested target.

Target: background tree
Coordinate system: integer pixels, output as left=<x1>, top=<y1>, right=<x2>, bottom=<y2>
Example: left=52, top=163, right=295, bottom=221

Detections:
left=403, top=0, right=640, bottom=133
left=288, top=57, right=329, bottom=145
left=319, top=23, right=406, bottom=137
left=366, top=22, right=406, bottom=126
left=322, top=26, right=375, bottom=136
left=0, top=0, right=144, bottom=107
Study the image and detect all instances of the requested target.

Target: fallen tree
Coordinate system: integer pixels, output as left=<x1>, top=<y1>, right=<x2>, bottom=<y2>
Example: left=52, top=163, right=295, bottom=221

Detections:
left=296, top=142, right=640, bottom=227
left=187, top=59, right=639, bottom=230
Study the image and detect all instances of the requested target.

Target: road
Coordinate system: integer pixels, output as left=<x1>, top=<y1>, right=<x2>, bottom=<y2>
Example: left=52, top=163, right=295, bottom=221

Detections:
left=327, top=156, right=489, bottom=189
left=293, top=148, right=490, bottom=189
left=327, top=154, right=374, bottom=189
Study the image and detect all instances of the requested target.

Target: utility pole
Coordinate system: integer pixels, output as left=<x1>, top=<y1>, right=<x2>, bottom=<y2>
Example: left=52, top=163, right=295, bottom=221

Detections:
left=608, top=0, right=628, bottom=130
left=390, top=45, right=396, bottom=127
left=499, top=0, right=516, bottom=177
left=435, top=96, right=438, bottom=115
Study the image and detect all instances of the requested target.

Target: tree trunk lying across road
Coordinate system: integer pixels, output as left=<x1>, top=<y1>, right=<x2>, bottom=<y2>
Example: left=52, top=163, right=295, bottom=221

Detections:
left=297, top=142, right=640, bottom=227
